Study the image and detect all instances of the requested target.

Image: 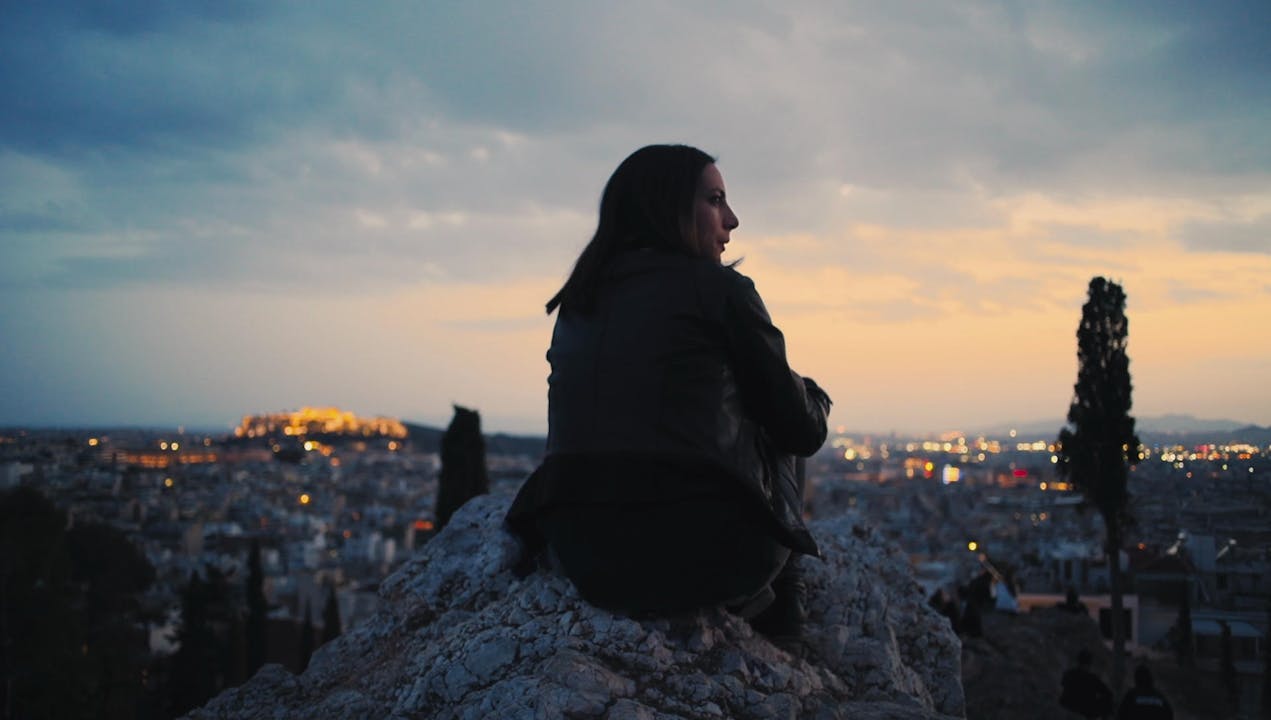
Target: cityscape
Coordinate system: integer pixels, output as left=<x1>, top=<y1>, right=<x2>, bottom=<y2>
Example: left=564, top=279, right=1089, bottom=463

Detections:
left=3, top=406, right=1268, bottom=717
left=4, top=3, right=1269, bottom=718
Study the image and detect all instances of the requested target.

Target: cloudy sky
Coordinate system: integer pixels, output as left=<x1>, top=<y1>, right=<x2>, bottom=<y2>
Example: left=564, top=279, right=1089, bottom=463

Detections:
left=2, top=1, right=1269, bottom=435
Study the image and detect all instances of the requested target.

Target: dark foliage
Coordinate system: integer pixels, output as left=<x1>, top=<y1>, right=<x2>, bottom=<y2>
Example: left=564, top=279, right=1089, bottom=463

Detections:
left=1263, top=595, right=1271, bottom=718
left=1174, top=579, right=1194, bottom=669
left=0, top=486, right=155, bottom=719
left=299, top=601, right=315, bottom=671
left=1220, top=622, right=1237, bottom=706
left=1056, top=277, right=1140, bottom=531
left=321, top=585, right=342, bottom=645
left=169, top=567, right=243, bottom=716
left=1055, top=276, right=1139, bottom=693
left=245, top=539, right=268, bottom=677
left=435, top=405, right=490, bottom=529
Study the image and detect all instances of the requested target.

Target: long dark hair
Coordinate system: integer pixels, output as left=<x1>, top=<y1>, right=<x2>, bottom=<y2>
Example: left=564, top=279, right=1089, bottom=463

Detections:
left=546, top=144, right=715, bottom=314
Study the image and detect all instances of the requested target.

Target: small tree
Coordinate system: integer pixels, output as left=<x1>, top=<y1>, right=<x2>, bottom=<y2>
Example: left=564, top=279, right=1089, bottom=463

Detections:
left=1175, top=578, right=1194, bottom=669
left=299, top=601, right=314, bottom=672
left=1056, top=277, right=1140, bottom=693
left=170, top=573, right=215, bottom=715
left=169, top=566, right=240, bottom=715
left=1221, top=621, right=1238, bottom=710
left=245, top=539, right=268, bottom=676
left=1261, top=594, right=1271, bottom=718
left=321, top=585, right=342, bottom=645
left=435, top=405, right=490, bottom=529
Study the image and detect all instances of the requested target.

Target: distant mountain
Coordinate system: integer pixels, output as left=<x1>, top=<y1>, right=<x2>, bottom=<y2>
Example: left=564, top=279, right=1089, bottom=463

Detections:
left=1138, top=424, right=1271, bottom=448
left=402, top=422, right=545, bottom=457
left=1135, top=413, right=1249, bottom=434
left=973, top=414, right=1266, bottom=441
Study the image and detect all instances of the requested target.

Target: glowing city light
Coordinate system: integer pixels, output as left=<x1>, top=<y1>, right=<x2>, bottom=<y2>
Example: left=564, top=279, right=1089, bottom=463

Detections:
left=967, top=541, right=978, bottom=552
left=299, top=493, right=311, bottom=505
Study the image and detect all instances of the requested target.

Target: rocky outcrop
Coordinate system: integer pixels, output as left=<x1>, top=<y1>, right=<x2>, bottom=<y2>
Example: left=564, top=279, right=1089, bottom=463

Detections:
left=961, top=607, right=1210, bottom=720
left=961, top=607, right=1113, bottom=720
left=189, top=494, right=964, bottom=719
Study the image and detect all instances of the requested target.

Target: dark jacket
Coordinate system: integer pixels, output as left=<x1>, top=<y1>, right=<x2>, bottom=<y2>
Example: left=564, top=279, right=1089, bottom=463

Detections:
left=509, top=250, right=830, bottom=555
left=1117, top=687, right=1172, bottom=720
left=1060, top=666, right=1114, bottom=719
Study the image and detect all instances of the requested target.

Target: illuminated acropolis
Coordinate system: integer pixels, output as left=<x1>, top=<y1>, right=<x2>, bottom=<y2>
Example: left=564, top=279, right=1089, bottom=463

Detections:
left=234, top=407, right=408, bottom=439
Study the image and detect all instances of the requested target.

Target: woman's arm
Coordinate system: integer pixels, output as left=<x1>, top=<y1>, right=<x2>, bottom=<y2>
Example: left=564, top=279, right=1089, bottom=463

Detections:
left=723, top=273, right=831, bottom=456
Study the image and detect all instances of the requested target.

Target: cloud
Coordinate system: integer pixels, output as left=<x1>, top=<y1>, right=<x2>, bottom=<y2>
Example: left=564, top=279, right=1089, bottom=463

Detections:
left=2, top=1, right=1270, bottom=429
left=1165, top=280, right=1226, bottom=305
left=1179, top=216, right=1271, bottom=254
left=0, top=2, right=279, bottom=157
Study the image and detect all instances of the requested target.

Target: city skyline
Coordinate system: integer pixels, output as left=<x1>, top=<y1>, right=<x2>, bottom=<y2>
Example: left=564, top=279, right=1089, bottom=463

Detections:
left=2, top=3, right=1269, bottom=434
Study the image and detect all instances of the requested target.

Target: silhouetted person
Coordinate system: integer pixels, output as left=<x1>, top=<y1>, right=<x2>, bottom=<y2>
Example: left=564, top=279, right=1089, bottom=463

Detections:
left=1059, top=586, right=1090, bottom=614
left=928, top=587, right=944, bottom=611
left=941, top=593, right=961, bottom=634
left=960, top=586, right=983, bottom=638
left=506, top=145, right=831, bottom=638
left=927, top=587, right=960, bottom=632
left=966, top=570, right=995, bottom=608
left=1117, top=665, right=1172, bottom=720
left=1061, top=649, right=1114, bottom=719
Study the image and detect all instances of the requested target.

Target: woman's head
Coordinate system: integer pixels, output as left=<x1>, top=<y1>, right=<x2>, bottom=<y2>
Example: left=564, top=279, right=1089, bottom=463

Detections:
left=596, top=144, right=716, bottom=255
left=547, top=144, right=739, bottom=313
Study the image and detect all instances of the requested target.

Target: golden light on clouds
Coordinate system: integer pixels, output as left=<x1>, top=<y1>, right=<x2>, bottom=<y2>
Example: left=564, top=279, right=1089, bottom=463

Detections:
left=731, top=188, right=1271, bottom=431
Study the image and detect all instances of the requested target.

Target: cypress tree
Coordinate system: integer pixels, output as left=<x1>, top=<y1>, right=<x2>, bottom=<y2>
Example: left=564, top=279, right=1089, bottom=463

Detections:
left=435, top=405, right=490, bottom=529
left=0, top=487, right=92, bottom=718
left=321, top=585, right=342, bottom=645
left=1175, top=578, right=1194, bottom=669
left=246, top=539, right=268, bottom=676
left=299, top=601, right=315, bottom=671
left=1262, top=594, right=1271, bottom=718
left=1056, top=276, right=1140, bottom=694
left=170, top=573, right=215, bottom=715
left=1221, top=621, right=1238, bottom=709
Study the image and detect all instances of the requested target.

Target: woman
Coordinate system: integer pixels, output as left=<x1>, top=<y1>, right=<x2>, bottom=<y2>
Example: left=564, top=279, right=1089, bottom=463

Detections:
left=506, top=145, right=831, bottom=632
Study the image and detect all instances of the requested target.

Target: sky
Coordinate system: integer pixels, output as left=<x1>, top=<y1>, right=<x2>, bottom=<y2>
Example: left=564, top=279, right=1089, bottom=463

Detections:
left=2, top=1, right=1269, bottom=436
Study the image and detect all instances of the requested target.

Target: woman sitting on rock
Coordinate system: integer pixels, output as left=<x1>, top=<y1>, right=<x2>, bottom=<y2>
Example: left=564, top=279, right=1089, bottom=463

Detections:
left=506, top=144, right=831, bottom=636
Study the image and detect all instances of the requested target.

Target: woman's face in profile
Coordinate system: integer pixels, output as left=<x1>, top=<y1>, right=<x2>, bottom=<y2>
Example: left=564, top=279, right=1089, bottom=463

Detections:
left=693, top=164, right=739, bottom=264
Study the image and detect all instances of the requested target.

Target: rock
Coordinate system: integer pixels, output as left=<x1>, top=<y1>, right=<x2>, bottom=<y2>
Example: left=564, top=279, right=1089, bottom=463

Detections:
left=960, top=607, right=1211, bottom=720
left=187, top=494, right=965, bottom=719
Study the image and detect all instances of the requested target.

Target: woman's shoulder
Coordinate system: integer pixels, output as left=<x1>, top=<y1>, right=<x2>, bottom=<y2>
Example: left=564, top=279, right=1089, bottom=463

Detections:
left=710, top=263, right=766, bottom=309
left=609, top=250, right=750, bottom=286
left=684, top=256, right=754, bottom=290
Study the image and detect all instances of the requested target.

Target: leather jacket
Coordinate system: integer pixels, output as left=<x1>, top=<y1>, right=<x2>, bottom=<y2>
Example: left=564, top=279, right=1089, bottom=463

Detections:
left=537, top=249, right=831, bottom=555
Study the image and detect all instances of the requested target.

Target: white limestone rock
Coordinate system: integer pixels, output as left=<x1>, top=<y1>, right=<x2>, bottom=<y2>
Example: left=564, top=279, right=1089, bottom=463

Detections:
left=187, top=493, right=964, bottom=720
